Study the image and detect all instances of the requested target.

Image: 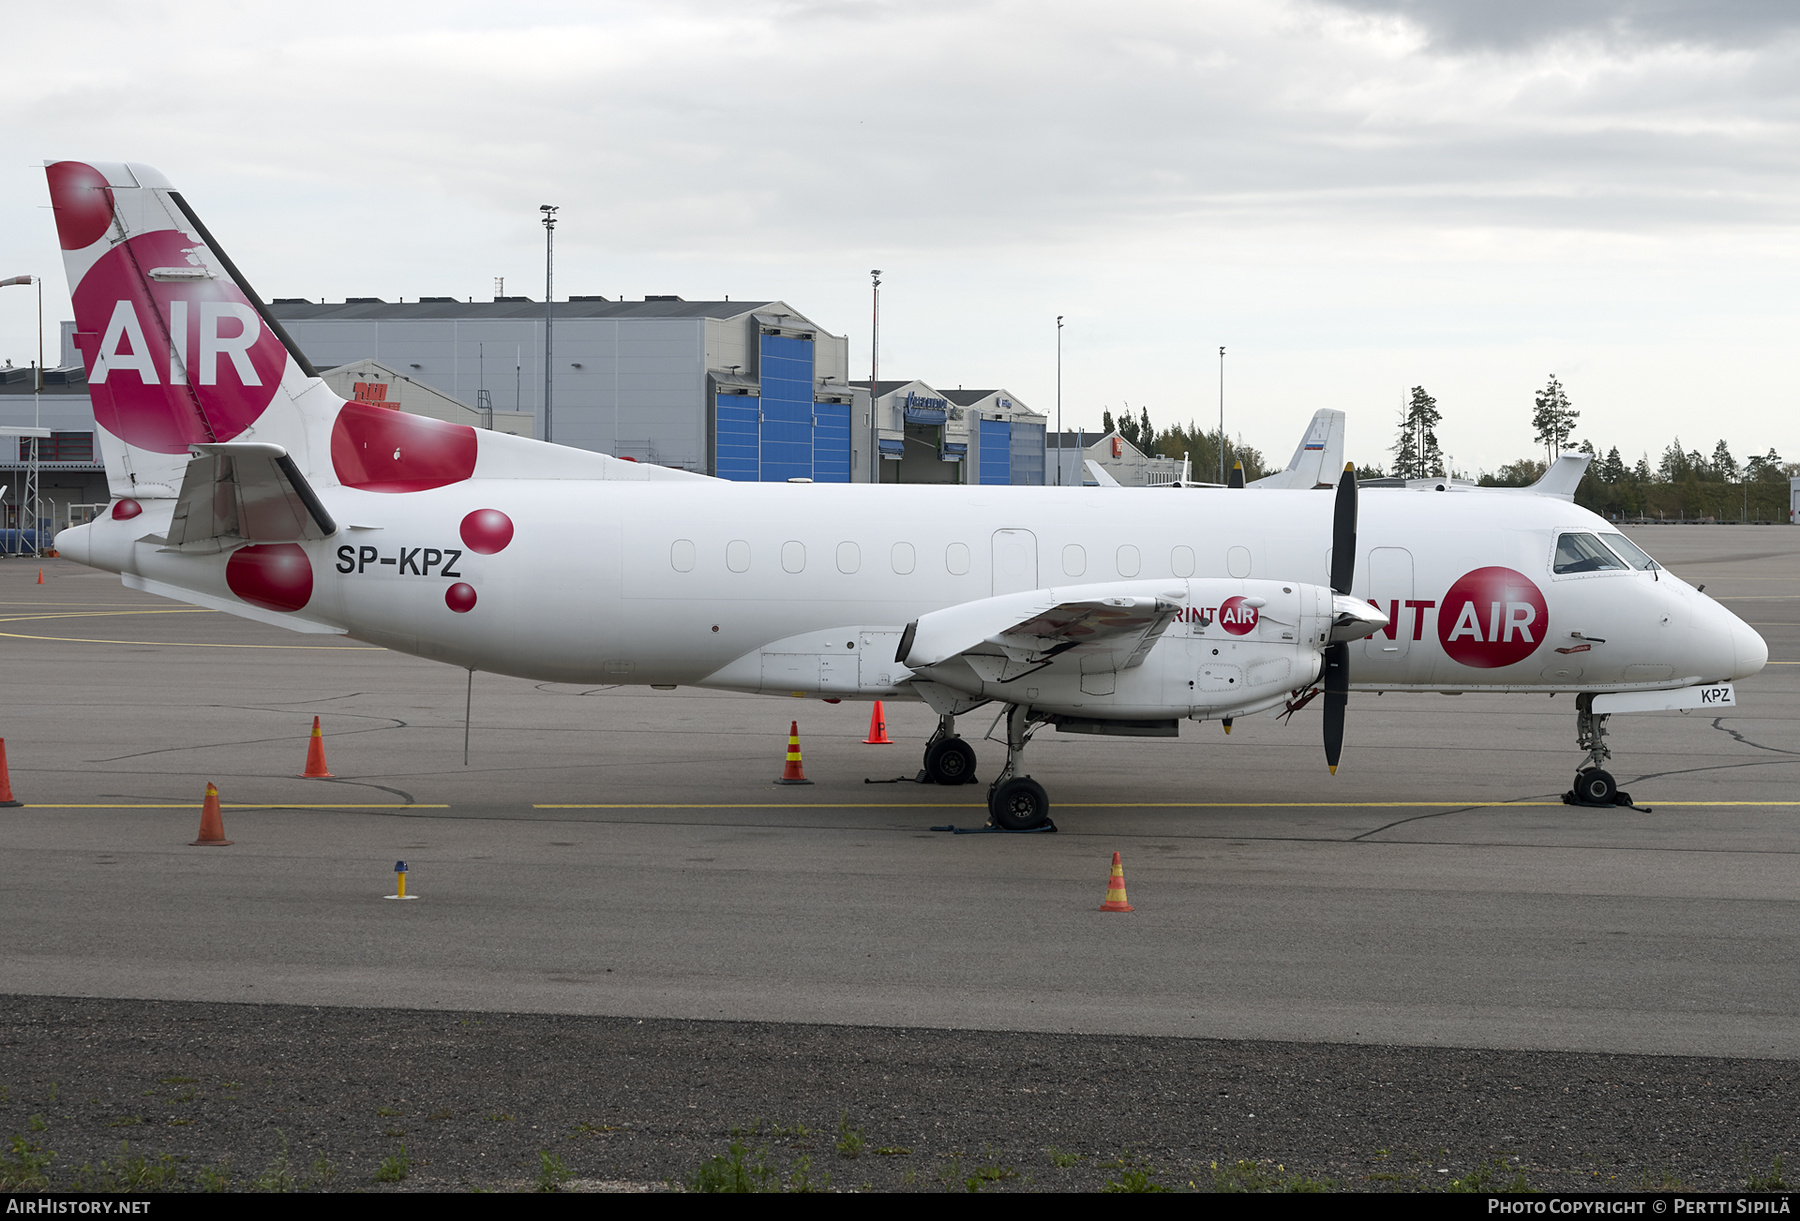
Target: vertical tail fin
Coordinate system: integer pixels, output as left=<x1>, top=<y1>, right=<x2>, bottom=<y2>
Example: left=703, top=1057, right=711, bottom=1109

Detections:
left=47, top=161, right=326, bottom=497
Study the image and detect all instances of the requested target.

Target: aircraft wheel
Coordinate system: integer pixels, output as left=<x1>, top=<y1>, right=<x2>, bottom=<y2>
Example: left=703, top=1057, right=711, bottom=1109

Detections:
left=1575, top=767, right=1618, bottom=806
left=989, top=777, right=1050, bottom=830
left=923, top=737, right=977, bottom=786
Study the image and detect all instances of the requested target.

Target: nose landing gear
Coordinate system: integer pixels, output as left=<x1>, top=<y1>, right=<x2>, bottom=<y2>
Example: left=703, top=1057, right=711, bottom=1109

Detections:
left=1565, top=694, right=1638, bottom=809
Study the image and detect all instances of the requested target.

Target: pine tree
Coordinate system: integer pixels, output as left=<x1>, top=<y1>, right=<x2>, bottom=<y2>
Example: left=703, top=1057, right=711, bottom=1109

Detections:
left=1391, top=386, right=1443, bottom=479
left=1710, top=440, right=1737, bottom=481
left=1531, top=376, right=1578, bottom=463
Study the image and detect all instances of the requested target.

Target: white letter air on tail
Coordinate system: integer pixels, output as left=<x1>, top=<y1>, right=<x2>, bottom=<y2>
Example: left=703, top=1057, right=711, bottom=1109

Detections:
left=199, top=302, right=262, bottom=386
left=168, top=300, right=188, bottom=386
left=91, top=300, right=159, bottom=385
left=1447, top=601, right=1538, bottom=644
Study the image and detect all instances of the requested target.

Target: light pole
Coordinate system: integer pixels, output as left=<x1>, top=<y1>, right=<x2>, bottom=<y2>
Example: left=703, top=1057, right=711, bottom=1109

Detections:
left=1, top=274, right=42, bottom=553
left=869, top=270, right=881, bottom=484
left=540, top=204, right=558, bottom=444
left=1056, top=315, right=1064, bottom=486
left=1217, top=345, right=1226, bottom=484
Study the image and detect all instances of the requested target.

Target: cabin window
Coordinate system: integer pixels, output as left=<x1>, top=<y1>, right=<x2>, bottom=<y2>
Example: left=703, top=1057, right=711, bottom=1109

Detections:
left=1116, top=544, right=1141, bottom=577
left=1554, top=533, right=1628, bottom=575
left=669, top=539, right=695, bottom=572
left=726, top=540, right=751, bottom=573
left=837, top=542, right=860, bottom=574
left=946, top=542, right=971, bottom=576
left=891, top=542, right=915, bottom=575
left=1062, top=544, right=1086, bottom=577
left=782, top=541, right=805, bottom=573
left=1171, top=545, right=1195, bottom=577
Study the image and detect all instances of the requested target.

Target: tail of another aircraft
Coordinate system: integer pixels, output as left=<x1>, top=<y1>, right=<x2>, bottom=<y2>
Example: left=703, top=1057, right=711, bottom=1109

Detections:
left=1249, top=409, right=1344, bottom=490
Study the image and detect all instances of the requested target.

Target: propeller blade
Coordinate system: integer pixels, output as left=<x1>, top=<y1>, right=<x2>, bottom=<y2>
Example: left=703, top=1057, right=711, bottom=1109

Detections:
left=1325, top=463, right=1356, bottom=771
left=1330, top=462, right=1357, bottom=595
left=1324, top=641, right=1348, bottom=773
left=1228, top=460, right=1245, bottom=489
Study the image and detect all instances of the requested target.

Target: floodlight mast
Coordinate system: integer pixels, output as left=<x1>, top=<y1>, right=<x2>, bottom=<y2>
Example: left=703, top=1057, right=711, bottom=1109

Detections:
left=0, top=274, right=41, bottom=553
left=869, top=270, right=881, bottom=484
left=540, top=205, right=558, bottom=444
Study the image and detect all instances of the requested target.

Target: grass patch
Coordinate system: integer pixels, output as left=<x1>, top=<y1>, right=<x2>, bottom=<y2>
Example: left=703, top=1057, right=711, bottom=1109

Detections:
left=68, top=1142, right=182, bottom=1192
left=835, top=1113, right=865, bottom=1159
left=1747, top=1153, right=1788, bottom=1192
left=374, top=1146, right=411, bottom=1184
left=536, top=1151, right=572, bottom=1193
left=687, top=1139, right=779, bottom=1193
left=1207, top=1157, right=1334, bottom=1193
left=1447, top=1155, right=1533, bottom=1194
left=1, top=1130, right=56, bottom=1190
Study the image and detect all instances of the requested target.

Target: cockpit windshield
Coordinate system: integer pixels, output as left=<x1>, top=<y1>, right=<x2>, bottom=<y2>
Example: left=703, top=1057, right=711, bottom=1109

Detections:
left=1554, top=532, right=1629, bottom=574
left=1598, top=533, right=1661, bottom=572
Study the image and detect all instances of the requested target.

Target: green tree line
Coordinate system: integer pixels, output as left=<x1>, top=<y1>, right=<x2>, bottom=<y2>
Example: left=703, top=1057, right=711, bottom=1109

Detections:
left=1101, top=404, right=1268, bottom=482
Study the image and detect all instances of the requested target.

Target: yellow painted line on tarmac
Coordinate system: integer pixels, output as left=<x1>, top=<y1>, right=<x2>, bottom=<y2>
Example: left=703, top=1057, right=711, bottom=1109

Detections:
left=0, top=608, right=214, bottom=622
left=536, top=800, right=1800, bottom=810
left=0, top=629, right=376, bottom=649
left=0, top=606, right=377, bottom=648
left=26, top=804, right=449, bottom=809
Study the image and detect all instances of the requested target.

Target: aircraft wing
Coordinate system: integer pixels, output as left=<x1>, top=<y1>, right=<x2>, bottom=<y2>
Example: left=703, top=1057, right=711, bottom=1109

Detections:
left=1249, top=408, right=1343, bottom=490
left=899, top=582, right=1186, bottom=683
left=162, top=442, right=337, bottom=549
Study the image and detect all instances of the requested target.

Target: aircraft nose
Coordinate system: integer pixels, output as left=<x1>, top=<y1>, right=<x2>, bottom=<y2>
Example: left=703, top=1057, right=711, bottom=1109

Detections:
left=1731, top=613, right=1769, bottom=680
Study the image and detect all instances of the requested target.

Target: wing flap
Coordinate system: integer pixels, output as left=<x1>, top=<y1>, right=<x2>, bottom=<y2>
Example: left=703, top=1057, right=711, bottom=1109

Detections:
left=903, top=582, right=1186, bottom=679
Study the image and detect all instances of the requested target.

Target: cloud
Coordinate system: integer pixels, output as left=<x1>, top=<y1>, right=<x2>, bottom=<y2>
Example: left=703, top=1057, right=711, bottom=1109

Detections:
left=1317, top=0, right=1800, bottom=51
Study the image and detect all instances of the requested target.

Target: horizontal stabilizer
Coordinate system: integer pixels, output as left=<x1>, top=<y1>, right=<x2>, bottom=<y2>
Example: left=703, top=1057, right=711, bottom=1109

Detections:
left=163, top=442, right=336, bottom=549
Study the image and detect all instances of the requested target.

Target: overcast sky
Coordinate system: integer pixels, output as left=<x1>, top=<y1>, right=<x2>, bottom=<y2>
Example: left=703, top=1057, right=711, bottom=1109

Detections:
left=4, top=0, right=1796, bottom=472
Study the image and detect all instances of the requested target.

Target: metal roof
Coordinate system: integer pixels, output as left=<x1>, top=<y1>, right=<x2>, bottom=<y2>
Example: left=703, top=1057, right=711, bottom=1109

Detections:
left=266, top=299, right=780, bottom=323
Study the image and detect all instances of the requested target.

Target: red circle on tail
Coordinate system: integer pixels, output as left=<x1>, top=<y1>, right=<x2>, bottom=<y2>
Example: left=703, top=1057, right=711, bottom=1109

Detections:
left=445, top=583, right=477, bottom=613
left=47, top=162, right=115, bottom=250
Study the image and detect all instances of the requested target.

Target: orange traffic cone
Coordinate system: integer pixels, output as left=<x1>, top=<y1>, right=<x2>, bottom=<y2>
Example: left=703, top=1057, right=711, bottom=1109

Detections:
left=863, top=701, right=892, bottom=745
left=1099, top=851, right=1133, bottom=912
left=0, top=738, right=21, bottom=807
left=36, top=569, right=44, bottom=585
left=190, top=781, right=232, bottom=846
left=300, top=716, right=333, bottom=778
left=774, top=720, right=813, bottom=785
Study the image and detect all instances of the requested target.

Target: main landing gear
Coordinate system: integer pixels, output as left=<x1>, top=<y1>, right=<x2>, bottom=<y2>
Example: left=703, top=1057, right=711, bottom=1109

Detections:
left=921, top=713, right=979, bottom=787
left=986, top=704, right=1052, bottom=831
left=1565, top=694, right=1636, bottom=809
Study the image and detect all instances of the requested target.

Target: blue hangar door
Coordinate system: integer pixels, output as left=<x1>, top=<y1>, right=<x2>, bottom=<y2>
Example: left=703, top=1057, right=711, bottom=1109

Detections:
left=715, top=332, right=850, bottom=482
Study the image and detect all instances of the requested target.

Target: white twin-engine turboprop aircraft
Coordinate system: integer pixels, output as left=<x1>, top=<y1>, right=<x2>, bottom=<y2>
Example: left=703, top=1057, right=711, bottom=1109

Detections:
left=47, top=161, right=1768, bottom=829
